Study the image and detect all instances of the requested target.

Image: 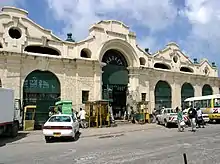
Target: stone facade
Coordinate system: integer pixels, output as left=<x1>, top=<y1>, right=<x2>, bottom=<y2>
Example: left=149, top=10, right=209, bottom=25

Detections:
left=0, top=7, right=219, bottom=113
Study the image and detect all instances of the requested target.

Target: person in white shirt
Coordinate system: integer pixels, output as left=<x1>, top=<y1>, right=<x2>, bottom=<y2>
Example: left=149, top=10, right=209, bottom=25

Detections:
left=78, top=108, right=86, bottom=128
left=196, top=107, right=204, bottom=128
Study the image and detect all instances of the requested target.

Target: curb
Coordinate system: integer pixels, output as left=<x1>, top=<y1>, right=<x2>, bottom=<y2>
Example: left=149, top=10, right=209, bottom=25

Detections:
left=24, top=124, right=158, bottom=138
left=80, top=125, right=157, bottom=138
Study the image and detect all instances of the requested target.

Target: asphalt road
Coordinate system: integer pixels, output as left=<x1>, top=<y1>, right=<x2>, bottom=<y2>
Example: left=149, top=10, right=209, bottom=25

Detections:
left=1, top=124, right=220, bottom=164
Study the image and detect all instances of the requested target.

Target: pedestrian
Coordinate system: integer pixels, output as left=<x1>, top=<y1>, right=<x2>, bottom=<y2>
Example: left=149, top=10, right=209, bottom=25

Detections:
left=196, top=107, right=205, bottom=128
left=188, top=105, right=197, bottom=132
left=152, top=108, right=157, bottom=123
left=108, top=103, right=115, bottom=123
left=78, top=108, right=86, bottom=128
left=177, top=107, right=185, bottom=132
left=130, top=106, right=135, bottom=123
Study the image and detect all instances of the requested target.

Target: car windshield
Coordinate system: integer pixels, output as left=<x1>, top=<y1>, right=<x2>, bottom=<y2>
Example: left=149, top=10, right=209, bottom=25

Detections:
left=214, top=98, right=220, bottom=107
left=48, top=116, right=71, bottom=122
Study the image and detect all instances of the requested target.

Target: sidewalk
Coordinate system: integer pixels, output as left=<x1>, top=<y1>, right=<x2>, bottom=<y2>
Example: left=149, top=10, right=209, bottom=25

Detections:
left=3, top=124, right=159, bottom=145
left=26, top=123, right=159, bottom=138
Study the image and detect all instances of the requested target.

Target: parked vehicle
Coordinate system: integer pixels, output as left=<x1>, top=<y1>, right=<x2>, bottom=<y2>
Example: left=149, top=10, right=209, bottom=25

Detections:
left=156, top=108, right=188, bottom=128
left=0, top=88, right=22, bottom=137
left=184, top=94, right=220, bottom=123
left=42, top=114, right=80, bottom=143
left=183, top=108, right=210, bottom=124
left=202, top=114, right=210, bottom=123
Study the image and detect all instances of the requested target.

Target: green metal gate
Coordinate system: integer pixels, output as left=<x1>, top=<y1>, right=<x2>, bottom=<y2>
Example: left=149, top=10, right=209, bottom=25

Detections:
left=102, top=50, right=128, bottom=118
left=202, top=84, right=213, bottom=96
left=181, top=83, right=194, bottom=108
left=155, top=81, right=172, bottom=109
left=23, top=70, right=61, bottom=127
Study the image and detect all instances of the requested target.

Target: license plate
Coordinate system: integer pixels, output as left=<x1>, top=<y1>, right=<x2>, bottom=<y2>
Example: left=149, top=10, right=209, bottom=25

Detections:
left=53, top=132, right=61, bottom=137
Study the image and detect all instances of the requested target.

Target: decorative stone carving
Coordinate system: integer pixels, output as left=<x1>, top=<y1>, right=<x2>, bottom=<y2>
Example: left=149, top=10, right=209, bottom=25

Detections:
left=204, top=66, right=210, bottom=75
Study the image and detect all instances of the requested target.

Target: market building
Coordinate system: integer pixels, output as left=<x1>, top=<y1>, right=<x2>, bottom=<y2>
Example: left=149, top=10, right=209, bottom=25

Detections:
left=0, top=7, right=219, bottom=122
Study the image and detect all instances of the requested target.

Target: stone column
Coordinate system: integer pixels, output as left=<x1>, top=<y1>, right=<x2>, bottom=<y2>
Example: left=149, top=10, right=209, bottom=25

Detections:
left=93, top=62, right=103, bottom=101
left=194, top=78, right=202, bottom=97
left=127, top=68, right=140, bottom=112
left=171, top=82, right=181, bottom=109
left=149, top=82, right=155, bottom=113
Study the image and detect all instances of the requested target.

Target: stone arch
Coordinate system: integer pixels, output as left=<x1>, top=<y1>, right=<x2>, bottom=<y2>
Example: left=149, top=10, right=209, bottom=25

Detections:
left=23, top=70, right=61, bottom=128
left=24, top=45, right=61, bottom=56
left=180, top=66, right=194, bottom=73
left=181, top=83, right=194, bottom=108
left=139, top=57, right=146, bottom=66
left=154, top=63, right=171, bottom=70
left=202, top=84, right=213, bottom=96
left=154, top=80, right=172, bottom=109
left=102, top=49, right=128, bottom=67
left=101, top=48, right=129, bottom=119
left=80, top=48, right=91, bottom=58
left=98, top=39, right=138, bottom=67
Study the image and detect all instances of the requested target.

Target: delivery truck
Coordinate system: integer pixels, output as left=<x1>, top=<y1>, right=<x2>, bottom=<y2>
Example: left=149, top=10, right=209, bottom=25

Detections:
left=0, top=88, right=21, bottom=137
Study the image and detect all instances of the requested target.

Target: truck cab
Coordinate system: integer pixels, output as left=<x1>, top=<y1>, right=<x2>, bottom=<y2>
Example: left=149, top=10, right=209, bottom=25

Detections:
left=0, top=88, right=22, bottom=137
left=156, top=108, right=188, bottom=128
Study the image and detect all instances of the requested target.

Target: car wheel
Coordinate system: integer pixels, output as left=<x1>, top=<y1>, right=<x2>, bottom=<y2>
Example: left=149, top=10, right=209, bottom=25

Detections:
left=156, top=119, right=160, bottom=125
left=10, top=122, right=19, bottom=138
left=164, top=120, right=169, bottom=128
left=45, top=136, right=51, bottom=143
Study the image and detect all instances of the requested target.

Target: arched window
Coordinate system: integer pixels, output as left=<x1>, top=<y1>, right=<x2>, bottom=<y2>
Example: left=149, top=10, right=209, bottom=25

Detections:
left=155, top=80, right=172, bottom=108
left=154, top=63, right=171, bottom=70
left=202, top=84, right=213, bottom=96
left=80, top=48, right=91, bottom=58
left=180, top=67, right=194, bottom=73
left=24, top=45, right=60, bottom=56
left=23, top=70, right=61, bottom=127
left=181, top=83, right=194, bottom=108
left=139, top=57, right=146, bottom=66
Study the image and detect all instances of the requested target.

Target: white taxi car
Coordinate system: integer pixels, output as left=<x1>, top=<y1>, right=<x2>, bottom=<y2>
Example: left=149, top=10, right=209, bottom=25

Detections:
left=43, top=114, right=80, bottom=143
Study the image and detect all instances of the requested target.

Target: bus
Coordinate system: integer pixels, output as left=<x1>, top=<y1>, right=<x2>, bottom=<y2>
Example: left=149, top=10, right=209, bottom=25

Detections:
left=184, top=94, right=220, bottom=122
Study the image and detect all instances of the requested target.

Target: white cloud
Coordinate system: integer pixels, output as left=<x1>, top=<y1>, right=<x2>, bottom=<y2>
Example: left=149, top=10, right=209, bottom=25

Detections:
left=46, top=0, right=178, bottom=40
left=0, top=0, right=24, bottom=8
left=182, top=0, right=220, bottom=61
left=138, top=36, right=161, bottom=54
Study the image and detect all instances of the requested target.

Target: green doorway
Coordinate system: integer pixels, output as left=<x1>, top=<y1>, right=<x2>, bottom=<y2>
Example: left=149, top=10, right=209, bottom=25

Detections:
left=23, top=70, right=61, bottom=128
left=181, top=83, right=194, bottom=108
left=102, top=49, right=128, bottom=119
left=202, top=84, right=213, bottom=96
left=154, top=80, right=172, bottom=109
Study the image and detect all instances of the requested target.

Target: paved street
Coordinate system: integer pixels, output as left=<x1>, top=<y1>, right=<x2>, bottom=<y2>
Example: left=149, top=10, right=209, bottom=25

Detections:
left=1, top=124, right=220, bottom=164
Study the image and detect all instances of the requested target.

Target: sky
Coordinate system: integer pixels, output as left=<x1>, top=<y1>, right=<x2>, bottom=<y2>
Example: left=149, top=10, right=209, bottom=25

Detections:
left=1, top=0, right=220, bottom=70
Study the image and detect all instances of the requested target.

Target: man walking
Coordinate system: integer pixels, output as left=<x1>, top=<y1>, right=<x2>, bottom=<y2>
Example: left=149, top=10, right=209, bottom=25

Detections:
left=188, top=105, right=197, bottom=132
left=196, top=107, right=205, bottom=128
left=78, top=108, right=86, bottom=128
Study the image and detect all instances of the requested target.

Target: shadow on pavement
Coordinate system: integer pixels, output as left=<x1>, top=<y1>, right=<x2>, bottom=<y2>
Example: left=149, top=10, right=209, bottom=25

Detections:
left=0, top=132, right=29, bottom=147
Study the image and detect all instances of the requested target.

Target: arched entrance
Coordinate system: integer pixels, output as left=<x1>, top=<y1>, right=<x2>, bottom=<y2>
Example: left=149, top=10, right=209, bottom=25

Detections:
left=0, top=78, right=2, bottom=87
left=23, top=70, right=61, bottom=128
left=154, top=81, right=172, bottom=109
left=181, top=83, right=194, bottom=108
left=102, top=49, right=129, bottom=119
left=202, top=84, right=213, bottom=96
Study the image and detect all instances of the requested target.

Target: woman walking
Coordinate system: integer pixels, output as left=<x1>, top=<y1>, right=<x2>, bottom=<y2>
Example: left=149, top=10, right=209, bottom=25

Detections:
left=177, top=107, right=185, bottom=132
